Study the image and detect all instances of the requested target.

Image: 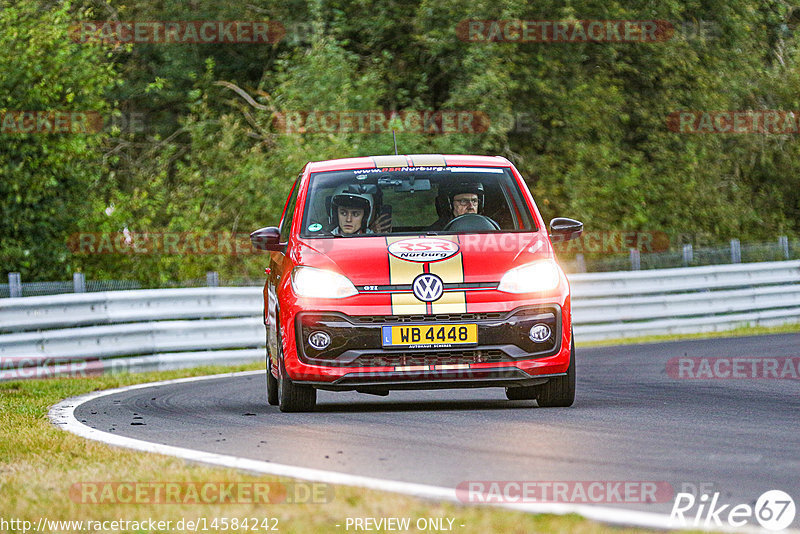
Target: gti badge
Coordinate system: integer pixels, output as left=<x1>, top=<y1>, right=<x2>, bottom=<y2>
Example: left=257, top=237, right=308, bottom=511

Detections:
left=308, top=331, right=331, bottom=350
left=529, top=324, right=552, bottom=343
left=412, top=273, right=444, bottom=302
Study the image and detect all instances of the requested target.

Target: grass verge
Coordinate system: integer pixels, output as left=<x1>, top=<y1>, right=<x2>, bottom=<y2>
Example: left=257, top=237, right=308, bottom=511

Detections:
left=0, top=363, right=671, bottom=534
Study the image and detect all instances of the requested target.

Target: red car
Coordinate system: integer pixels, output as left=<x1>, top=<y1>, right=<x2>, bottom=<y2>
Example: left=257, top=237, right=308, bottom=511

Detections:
left=251, top=154, right=582, bottom=412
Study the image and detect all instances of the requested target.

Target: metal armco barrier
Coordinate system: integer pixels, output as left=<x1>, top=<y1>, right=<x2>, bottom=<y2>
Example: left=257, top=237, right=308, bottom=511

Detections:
left=0, top=288, right=263, bottom=380
left=569, top=260, right=800, bottom=339
left=1, top=261, right=799, bottom=380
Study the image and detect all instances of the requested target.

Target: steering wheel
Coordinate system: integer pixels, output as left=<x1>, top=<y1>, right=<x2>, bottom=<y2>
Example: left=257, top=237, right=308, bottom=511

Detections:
left=443, top=213, right=501, bottom=231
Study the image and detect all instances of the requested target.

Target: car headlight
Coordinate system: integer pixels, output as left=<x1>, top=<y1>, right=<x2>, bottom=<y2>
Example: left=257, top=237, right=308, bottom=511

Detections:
left=291, top=266, right=358, bottom=299
left=497, top=260, right=562, bottom=293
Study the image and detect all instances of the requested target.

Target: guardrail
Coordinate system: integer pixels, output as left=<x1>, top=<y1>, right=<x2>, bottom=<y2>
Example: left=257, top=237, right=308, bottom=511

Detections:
left=0, top=288, right=264, bottom=379
left=2, top=261, right=799, bottom=379
left=0, top=287, right=261, bottom=332
left=570, top=261, right=800, bottom=339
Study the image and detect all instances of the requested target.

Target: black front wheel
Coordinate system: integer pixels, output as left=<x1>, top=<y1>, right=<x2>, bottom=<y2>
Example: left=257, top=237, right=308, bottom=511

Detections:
left=505, top=385, right=537, bottom=401
left=276, top=330, right=316, bottom=412
left=535, top=338, right=576, bottom=407
left=505, top=337, right=576, bottom=407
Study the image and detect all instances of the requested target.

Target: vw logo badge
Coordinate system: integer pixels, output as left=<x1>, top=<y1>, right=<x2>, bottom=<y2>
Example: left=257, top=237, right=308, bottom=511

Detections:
left=529, top=324, right=552, bottom=343
left=308, top=331, right=331, bottom=350
left=412, top=273, right=444, bottom=302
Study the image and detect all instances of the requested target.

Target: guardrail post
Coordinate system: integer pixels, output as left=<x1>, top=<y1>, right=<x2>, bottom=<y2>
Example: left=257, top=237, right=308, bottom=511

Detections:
left=206, top=271, right=219, bottom=287
left=730, top=238, right=741, bottom=263
left=73, top=272, right=86, bottom=293
left=629, top=249, right=641, bottom=270
left=8, top=272, right=22, bottom=298
left=779, top=236, right=789, bottom=260
left=575, top=253, right=587, bottom=273
left=682, top=244, right=693, bottom=266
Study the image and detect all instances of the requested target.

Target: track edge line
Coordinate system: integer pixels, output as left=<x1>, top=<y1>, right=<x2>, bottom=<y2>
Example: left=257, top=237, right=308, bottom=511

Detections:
left=47, top=371, right=762, bottom=533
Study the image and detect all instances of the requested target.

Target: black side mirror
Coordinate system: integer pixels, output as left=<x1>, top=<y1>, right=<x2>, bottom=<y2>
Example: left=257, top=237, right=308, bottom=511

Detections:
left=250, top=227, right=282, bottom=251
left=549, top=217, right=583, bottom=243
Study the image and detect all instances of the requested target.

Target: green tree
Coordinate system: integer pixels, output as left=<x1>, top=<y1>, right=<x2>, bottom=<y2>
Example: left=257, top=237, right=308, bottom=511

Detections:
left=0, top=1, right=117, bottom=280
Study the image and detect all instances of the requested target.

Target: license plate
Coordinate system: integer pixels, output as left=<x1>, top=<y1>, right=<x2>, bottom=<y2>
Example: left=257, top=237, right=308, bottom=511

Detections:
left=381, top=324, right=478, bottom=348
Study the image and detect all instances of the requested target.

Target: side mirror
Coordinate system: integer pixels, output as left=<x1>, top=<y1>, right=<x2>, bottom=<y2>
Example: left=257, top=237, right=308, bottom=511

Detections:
left=549, top=217, right=583, bottom=243
left=250, top=227, right=282, bottom=251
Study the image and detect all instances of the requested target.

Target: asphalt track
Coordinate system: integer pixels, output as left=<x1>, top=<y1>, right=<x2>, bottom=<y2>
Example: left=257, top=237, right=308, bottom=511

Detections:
left=71, top=334, right=800, bottom=529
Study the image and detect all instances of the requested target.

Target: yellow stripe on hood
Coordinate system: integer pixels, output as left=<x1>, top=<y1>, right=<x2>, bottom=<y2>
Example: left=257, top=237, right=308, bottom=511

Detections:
left=428, top=236, right=466, bottom=313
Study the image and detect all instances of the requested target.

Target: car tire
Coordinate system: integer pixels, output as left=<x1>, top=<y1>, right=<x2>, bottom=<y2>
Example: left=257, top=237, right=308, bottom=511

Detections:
left=505, top=385, right=538, bottom=401
left=276, top=329, right=316, bottom=413
left=535, top=337, right=576, bottom=408
left=266, top=335, right=278, bottom=406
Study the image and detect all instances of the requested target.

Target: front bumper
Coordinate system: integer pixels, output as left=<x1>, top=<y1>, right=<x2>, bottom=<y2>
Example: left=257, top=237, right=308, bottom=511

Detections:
left=309, top=367, right=563, bottom=393
left=284, top=305, right=570, bottom=387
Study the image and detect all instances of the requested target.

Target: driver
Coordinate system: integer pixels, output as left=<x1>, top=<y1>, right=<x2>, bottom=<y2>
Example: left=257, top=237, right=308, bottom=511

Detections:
left=330, top=187, right=374, bottom=236
left=429, top=182, right=485, bottom=230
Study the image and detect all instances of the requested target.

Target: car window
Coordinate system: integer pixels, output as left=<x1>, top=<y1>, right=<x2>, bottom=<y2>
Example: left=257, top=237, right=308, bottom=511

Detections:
left=381, top=187, right=438, bottom=227
left=299, top=167, right=536, bottom=238
left=279, top=178, right=300, bottom=242
left=301, top=167, right=536, bottom=238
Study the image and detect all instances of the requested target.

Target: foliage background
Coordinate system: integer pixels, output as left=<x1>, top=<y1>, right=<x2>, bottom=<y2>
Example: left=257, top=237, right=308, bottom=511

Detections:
left=2, top=0, right=800, bottom=284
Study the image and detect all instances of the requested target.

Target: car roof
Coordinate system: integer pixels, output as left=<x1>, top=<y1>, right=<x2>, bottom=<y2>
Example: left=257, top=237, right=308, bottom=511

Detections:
left=305, top=154, right=513, bottom=173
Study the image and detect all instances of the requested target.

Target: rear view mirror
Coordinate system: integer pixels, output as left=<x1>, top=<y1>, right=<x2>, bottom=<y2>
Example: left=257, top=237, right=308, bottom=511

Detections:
left=250, top=226, right=282, bottom=251
left=377, top=177, right=431, bottom=192
left=398, top=178, right=430, bottom=192
left=548, top=217, right=583, bottom=243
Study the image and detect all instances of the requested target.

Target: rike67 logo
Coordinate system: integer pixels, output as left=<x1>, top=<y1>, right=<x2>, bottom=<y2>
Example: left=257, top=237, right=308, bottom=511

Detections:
left=670, top=490, right=796, bottom=530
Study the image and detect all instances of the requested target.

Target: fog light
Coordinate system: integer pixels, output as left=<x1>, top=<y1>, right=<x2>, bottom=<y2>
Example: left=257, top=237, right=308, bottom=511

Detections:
left=529, top=324, right=552, bottom=343
left=308, top=331, right=331, bottom=350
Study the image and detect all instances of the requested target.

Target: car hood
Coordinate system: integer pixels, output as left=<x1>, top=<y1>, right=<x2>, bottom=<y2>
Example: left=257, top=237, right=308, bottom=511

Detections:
left=295, top=233, right=554, bottom=285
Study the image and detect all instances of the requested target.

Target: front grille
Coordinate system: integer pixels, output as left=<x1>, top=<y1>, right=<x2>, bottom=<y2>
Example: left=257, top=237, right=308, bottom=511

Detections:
left=348, top=349, right=508, bottom=368
left=297, top=306, right=562, bottom=365
left=352, top=312, right=505, bottom=324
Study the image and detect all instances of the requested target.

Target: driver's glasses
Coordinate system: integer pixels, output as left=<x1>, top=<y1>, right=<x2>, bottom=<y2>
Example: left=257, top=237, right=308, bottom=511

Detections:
left=454, top=198, right=479, bottom=207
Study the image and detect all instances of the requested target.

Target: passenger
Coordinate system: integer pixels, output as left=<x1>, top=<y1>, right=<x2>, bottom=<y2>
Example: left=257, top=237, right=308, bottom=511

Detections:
left=330, top=188, right=374, bottom=236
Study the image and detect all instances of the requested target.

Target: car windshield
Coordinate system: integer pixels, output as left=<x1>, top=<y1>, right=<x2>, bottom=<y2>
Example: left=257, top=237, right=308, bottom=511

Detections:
left=300, top=166, right=536, bottom=238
